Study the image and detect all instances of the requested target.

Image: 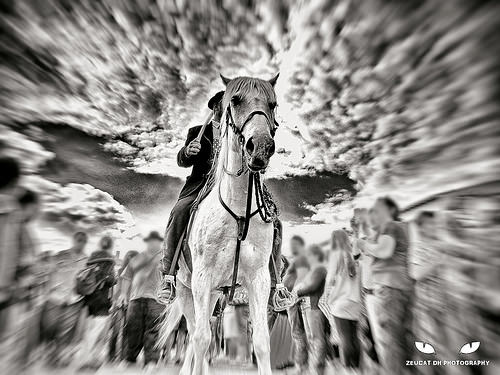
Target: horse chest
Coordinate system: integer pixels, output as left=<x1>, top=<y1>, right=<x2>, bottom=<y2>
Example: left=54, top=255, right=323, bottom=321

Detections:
left=189, top=200, right=273, bottom=273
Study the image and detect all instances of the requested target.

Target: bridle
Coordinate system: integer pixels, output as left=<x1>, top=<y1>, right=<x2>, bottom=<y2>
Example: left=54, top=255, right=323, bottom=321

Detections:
left=218, top=102, right=278, bottom=302
left=222, top=104, right=277, bottom=177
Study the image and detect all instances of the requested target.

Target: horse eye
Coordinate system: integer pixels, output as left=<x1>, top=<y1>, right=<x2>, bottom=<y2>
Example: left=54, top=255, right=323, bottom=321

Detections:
left=231, top=95, right=241, bottom=105
left=269, top=102, right=277, bottom=110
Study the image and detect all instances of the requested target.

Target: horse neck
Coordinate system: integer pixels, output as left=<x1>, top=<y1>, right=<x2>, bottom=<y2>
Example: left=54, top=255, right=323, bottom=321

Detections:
left=217, top=132, right=254, bottom=216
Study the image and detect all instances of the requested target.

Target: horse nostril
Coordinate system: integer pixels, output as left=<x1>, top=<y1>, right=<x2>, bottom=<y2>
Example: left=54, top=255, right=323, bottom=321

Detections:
left=252, top=158, right=265, bottom=167
left=269, top=140, right=275, bottom=156
left=245, top=137, right=255, bottom=154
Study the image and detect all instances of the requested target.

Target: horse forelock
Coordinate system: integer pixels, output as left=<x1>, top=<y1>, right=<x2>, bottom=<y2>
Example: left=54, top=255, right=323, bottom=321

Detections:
left=222, top=77, right=276, bottom=109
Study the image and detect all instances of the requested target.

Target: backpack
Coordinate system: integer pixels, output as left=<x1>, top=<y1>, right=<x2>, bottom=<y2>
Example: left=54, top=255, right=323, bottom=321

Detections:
left=75, top=263, right=102, bottom=296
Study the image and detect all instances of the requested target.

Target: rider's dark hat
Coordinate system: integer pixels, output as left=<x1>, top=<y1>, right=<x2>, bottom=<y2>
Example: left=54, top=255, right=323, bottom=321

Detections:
left=144, top=231, right=163, bottom=242
left=208, top=91, right=225, bottom=110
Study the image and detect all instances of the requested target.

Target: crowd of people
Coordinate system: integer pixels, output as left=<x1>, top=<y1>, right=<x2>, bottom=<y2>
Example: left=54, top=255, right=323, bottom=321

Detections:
left=266, top=196, right=497, bottom=375
left=1, top=153, right=497, bottom=375
left=0, top=156, right=176, bottom=371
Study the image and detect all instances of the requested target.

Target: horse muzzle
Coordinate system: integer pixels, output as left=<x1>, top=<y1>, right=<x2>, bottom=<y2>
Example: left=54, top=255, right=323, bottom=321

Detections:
left=245, top=135, right=275, bottom=172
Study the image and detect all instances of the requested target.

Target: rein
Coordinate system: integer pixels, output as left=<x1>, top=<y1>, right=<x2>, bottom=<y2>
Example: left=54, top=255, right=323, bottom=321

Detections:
left=219, top=104, right=276, bottom=303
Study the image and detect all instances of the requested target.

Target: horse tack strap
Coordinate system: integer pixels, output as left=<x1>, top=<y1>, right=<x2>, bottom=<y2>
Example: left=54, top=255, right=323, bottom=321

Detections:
left=169, top=228, right=187, bottom=276
left=222, top=172, right=259, bottom=303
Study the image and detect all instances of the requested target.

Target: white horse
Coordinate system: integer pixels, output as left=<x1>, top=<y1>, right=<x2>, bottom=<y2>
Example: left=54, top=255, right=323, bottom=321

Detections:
left=160, top=74, right=280, bottom=375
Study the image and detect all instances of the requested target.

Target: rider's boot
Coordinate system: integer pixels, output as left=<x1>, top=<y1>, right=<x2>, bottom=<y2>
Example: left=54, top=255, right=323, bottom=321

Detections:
left=158, top=274, right=176, bottom=304
left=270, top=219, right=294, bottom=311
left=158, top=244, right=177, bottom=304
left=272, top=282, right=294, bottom=311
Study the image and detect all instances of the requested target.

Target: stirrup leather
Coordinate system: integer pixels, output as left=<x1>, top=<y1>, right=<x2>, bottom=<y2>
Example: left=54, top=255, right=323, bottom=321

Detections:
left=157, top=275, right=176, bottom=305
left=272, top=283, right=294, bottom=311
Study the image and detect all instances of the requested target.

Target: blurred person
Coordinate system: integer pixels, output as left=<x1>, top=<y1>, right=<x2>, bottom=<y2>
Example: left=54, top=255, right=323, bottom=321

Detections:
left=41, top=231, right=89, bottom=366
left=120, top=231, right=164, bottom=366
left=114, top=250, right=139, bottom=299
left=75, top=235, right=117, bottom=370
left=0, top=156, right=22, bottom=331
left=109, top=250, right=139, bottom=363
left=0, top=158, right=32, bottom=372
left=269, top=255, right=294, bottom=370
left=14, top=189, right=44, bottom=366
left=17, top=189, right=39, bottom=269
left=439, top=196, right=500, bottom=374
left=282, top=235, right=309, bottom=372
left=354, top=208, right=380, bottom=369
left=409, top=211, right=449, bottom=374
left=292, top=244, right=328, bottom=375
left=357, top=197, right=413, bottom=375
left=233, top=288, right=252, bottom=363
left=208, top=297, right=224, bottom=364
left=325, top=230, right=361, bottom=369
left=465, top=196, right=500, bottom=368
left=223, top=303, right=240, bottom=362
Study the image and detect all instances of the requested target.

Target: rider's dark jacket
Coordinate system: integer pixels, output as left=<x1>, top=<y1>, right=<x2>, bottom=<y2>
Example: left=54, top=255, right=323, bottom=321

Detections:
left=177, top=124, right=214, bottom=199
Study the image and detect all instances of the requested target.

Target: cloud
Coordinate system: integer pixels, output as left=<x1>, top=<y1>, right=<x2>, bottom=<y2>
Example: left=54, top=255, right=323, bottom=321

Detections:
left=0, top=125, right=54, bottom=173
left=280, top=0, right=500, bottom=224
left=30, top=177, right=136, bottom=234
left=0, top=127, right=137, bottom=240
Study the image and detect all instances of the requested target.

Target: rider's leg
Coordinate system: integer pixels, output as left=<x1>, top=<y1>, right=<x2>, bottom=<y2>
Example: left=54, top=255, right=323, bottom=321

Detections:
left=160, top=194, right=197, bottom=275
left=159, top=194, right=197, bottom=303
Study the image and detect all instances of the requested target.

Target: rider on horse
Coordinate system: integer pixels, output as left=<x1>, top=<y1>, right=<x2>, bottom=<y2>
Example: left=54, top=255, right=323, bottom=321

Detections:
left=158, top=92, right=286, bottom=305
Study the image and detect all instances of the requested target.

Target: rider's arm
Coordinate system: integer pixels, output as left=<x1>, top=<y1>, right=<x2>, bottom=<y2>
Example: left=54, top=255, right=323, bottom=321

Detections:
left=177, top=128, right=198, bottom=168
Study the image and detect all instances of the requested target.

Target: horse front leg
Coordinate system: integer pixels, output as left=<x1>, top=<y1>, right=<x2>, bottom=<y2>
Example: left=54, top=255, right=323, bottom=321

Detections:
left=191, top=270, right=213, bottom=375
left=247, top=266, right=272, bottom=375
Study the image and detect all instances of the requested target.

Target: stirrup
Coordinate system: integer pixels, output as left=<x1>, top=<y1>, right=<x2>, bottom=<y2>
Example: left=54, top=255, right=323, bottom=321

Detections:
left=157, top=275, right=176, bottom=305
left=272, top=283, right=294, bottom=311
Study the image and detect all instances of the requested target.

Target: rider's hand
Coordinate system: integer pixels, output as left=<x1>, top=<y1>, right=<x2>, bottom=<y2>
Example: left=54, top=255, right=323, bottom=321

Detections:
left=185, top=140, right=201, bottom=156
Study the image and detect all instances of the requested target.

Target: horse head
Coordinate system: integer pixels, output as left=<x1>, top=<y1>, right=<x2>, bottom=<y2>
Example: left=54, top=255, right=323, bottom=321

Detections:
left=220, top=74, right=279, bottom=172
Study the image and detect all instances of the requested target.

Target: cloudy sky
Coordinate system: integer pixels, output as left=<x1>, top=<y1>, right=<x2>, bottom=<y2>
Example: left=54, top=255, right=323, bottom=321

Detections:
left=1, top=0, right=499, bottom=252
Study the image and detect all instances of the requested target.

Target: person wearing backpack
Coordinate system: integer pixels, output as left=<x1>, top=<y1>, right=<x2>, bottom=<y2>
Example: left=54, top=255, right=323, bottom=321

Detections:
left=74, top=235, right=117, bottom=370
left=79, top=235, right=117, bottom=316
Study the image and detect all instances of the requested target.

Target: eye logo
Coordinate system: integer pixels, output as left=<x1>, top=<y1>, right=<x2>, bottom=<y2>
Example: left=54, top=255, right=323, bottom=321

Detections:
left=459, top=342, right=480, bottom=354
left=414, top=341, right=481, bottom=355
left=415, top=341, right=436, bottom=354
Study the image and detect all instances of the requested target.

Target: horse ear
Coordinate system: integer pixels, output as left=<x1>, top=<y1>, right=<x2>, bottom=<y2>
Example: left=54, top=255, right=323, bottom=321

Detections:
left=268, top=73, right=279, bottom=87
left=220, top=74, right=231, bottom=86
